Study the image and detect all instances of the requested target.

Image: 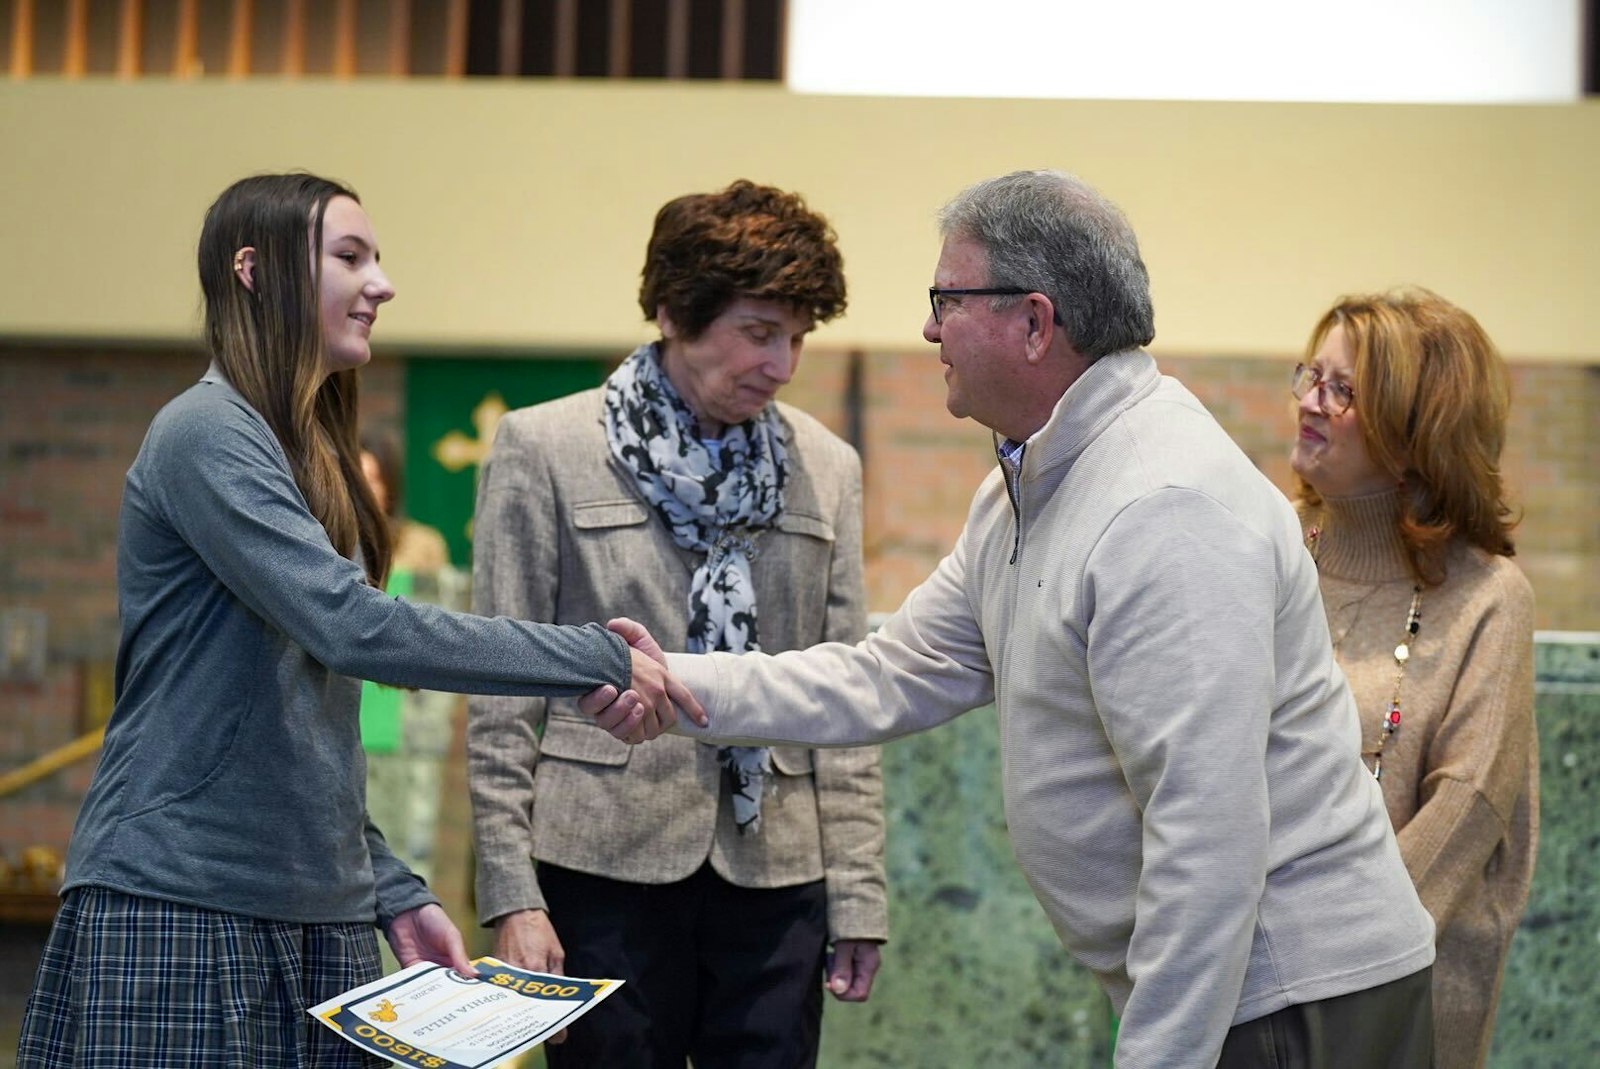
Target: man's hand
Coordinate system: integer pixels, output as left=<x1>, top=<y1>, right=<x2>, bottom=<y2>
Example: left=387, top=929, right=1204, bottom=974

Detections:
left=580, top=617, right=706, bottom=742
left=384, top=903, right=477, bottom=978
left=607, top=617, right=666, bottom=662
left=825, top=939, right=882, bottom=1002
left=493, top=909, right=565, bottom=974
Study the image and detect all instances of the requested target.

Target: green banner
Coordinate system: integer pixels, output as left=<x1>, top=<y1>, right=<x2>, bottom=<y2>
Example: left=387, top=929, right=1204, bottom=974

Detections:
left=403, top=357, right=608, bottom=567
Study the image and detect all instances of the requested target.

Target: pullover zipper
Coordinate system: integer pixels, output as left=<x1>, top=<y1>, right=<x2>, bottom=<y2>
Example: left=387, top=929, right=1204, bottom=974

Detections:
left=999, top=447, right=1024, bottom=565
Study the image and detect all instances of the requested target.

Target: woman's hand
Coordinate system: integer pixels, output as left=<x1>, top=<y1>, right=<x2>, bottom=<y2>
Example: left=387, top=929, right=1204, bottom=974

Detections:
left=581, top=617, right=706, bottom=742
left=383, top=902, right=478, bottom=978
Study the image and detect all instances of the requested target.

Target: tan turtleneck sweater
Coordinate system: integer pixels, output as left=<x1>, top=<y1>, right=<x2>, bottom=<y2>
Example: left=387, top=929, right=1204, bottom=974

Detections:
left=1304, top=489, right=1538, bottom=1069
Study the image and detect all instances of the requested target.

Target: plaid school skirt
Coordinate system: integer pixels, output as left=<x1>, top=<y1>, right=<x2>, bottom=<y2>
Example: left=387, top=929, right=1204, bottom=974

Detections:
left=18, top=886, right=389, bottom=1068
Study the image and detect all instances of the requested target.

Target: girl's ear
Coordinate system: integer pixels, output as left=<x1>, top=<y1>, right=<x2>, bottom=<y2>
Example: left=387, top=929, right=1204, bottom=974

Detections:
left=233, top=247, right=257, bottom=292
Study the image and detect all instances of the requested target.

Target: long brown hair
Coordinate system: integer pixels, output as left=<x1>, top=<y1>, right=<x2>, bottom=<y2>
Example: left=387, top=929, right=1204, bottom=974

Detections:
left=198, top=173, right=391, bottom=585
left=1296, top=287, right=1517, bottom=584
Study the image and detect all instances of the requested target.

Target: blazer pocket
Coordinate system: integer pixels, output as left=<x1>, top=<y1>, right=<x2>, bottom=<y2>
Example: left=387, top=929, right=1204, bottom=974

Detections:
left=540, top=714, right=633, bottom=767
left=770, top=746, right=814, bottom=776
left=572, top=500, right=650, bottom=530
left=776, top=511, right=834, bottom=543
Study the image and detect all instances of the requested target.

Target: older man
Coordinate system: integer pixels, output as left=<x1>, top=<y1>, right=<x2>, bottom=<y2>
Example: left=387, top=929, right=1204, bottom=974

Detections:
left=592, top=170, right=1437, bottom=1068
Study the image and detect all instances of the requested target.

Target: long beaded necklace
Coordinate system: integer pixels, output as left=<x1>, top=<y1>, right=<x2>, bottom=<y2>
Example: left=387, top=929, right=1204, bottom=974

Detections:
left=1306, top=525, right=1423, bottom=782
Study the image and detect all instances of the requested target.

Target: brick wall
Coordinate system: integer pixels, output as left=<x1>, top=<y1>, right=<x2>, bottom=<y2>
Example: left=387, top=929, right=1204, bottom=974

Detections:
left=1, top=341, right=1595, bottom=876
left=0, top=347, right=401, bottom=858
left=1161, top=353, right=1600, bottom=632
left=795, top=348, right=1600, bottom=630
left=2, top=350, right=195, bottom=854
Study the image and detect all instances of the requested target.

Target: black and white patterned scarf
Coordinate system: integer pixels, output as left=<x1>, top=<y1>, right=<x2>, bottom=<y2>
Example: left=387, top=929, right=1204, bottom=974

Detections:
left=602, top=343, right=788, bottom=834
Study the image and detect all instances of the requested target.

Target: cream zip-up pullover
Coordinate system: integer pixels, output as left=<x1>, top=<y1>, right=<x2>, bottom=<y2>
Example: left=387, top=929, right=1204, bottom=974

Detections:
left=670, top=349, right=1435, bottom=1067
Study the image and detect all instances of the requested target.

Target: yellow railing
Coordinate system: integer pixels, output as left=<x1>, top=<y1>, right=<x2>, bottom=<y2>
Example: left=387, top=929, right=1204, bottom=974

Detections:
left=0, top=727, right=104, bottom=800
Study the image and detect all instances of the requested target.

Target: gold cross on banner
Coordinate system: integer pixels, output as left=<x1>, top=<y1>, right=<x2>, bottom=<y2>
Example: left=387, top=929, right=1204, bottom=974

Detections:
left=433, top=392, right=509, bottom=474
left=432, top=392, right=509, bottom=543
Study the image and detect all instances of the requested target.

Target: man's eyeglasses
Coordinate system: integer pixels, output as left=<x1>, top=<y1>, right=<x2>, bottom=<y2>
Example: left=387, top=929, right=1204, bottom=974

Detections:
left=1290, top=363, right=1355, bottom=416
left=928, top=287, right=1065, bottom=326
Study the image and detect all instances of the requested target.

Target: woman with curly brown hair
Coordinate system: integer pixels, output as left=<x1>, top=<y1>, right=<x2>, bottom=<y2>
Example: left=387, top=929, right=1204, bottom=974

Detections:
left=468, top=180, right=888, bottom=1068
left=1290, top=287, right=1538, bottom=1068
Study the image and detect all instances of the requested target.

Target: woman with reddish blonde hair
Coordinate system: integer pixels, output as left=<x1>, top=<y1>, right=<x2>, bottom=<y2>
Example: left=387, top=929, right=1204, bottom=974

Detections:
left=1290, top=287, right=1537, bottom=1068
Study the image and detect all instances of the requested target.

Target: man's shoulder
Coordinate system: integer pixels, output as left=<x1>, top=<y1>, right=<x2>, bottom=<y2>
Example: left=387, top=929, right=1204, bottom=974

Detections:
left=1115, top=378, right=1267, bottom=485
left=1127, top=375, right=1222, bottom=432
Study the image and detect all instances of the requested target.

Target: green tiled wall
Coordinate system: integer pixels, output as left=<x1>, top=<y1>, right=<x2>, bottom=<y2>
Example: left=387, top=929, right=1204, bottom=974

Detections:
left=819, top=708, right=1111, bottom=1067
left=818, top=634, right=1600, bottom=1067
left=1491, top=636, right=1600, bottom=1067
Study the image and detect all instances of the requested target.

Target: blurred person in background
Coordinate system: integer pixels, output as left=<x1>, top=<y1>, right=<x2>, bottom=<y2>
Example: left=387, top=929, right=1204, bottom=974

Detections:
left=360, top=430, right=449, bottom=572
left=357, top=430, right=462, bottom=889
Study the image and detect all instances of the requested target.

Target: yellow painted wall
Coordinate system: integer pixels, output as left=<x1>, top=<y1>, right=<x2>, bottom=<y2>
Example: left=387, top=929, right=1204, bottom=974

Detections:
left=3, top=81, right=1597, bottom=361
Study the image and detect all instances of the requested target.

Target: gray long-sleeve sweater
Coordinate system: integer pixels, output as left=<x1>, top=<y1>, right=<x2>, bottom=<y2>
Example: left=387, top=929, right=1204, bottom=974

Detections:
left=63, top=372, right=630, bottom=925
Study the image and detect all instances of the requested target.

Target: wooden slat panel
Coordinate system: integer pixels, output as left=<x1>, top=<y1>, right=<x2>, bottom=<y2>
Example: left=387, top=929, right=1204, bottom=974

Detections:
left=227, top=0, right=253, bottom=78
left=387, top=0, right=412, bottom=76
left=498, top=0, right=523, bottom=77
left=443, top=0, right=468, bottom=77
left=173, top=0, right=199, bottom=78
left=10, top=0, right=34, bottom=79
left=62, top=0, right=89, bottom=77
left=608, top=0, right=631, bottom=77
left=773, top=0, right=787, bottom=81
left=553, top=0, right=577, bottom=77
left=282, top=0, right=305, bottom=75
left=1586, top=0, right=1599, bottom=95
left=333, top=0, right=357, bottom=78
left=116, top=0, right=143, bottom=79
left=665, top=0, right=689, bottom=79
left=0, top=0, right=782, bottom=84
left=720, top=0, right=744, bottom=80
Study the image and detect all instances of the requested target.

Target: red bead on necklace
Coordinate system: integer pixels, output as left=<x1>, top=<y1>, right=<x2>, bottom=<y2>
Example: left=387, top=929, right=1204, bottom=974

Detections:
left=1371, top=587, right=1423, bottom=782
left=1306, top=525, right=1423, bottom=782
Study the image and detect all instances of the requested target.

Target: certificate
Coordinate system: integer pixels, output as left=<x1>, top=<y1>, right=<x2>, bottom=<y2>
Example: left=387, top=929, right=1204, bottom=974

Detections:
left=309, top=957, right=622, bottom=1068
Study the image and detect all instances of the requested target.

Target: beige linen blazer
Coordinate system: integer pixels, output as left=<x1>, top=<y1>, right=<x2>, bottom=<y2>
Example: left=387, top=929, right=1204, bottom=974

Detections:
left=468, top=387, right=887, bottom=943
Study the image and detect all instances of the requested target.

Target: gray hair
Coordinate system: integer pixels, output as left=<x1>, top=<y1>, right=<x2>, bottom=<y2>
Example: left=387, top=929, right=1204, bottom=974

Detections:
left=938, top=170, right=1155, bottom=360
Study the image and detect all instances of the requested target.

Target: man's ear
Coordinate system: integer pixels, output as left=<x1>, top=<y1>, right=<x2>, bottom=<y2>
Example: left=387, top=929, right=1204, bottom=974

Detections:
left=233, top=247, right=257, bottom=293
left=1024, top=293, right=1056, bottom=363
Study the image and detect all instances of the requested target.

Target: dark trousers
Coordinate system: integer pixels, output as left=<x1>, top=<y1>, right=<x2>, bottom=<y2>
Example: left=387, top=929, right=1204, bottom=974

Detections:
left=539, top=861, right=829, bottom=1069
left=1216, top=966, right=1435, bottom=1069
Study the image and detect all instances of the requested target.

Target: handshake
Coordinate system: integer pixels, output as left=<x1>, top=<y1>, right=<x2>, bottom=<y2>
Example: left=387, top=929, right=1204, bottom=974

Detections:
left=582, top=618, right=707, bottom=745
